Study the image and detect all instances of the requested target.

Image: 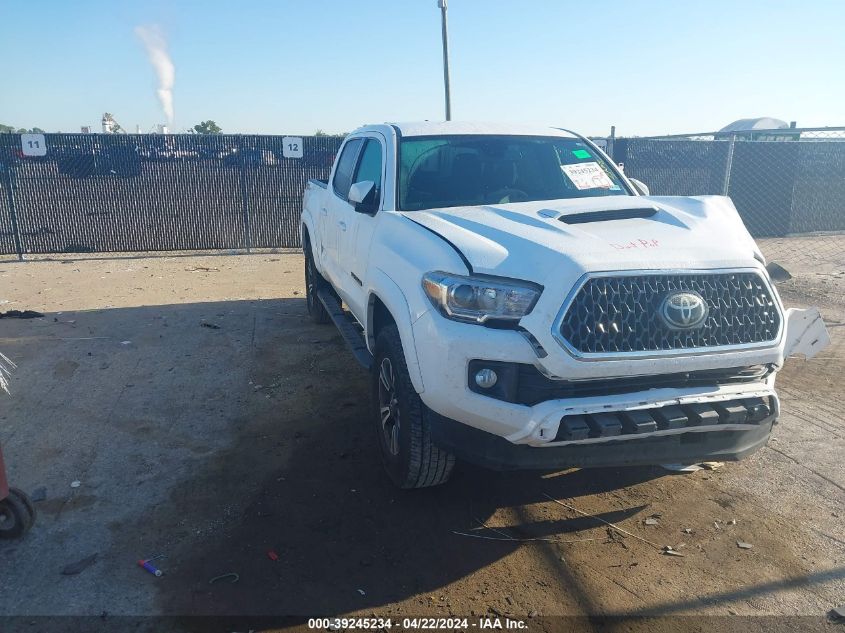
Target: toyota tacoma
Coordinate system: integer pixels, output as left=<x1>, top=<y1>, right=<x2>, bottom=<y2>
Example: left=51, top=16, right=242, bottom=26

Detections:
left=300, top=122, right=829, bottom=488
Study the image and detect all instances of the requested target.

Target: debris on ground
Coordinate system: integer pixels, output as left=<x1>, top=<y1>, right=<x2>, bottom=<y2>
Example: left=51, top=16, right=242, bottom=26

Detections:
left=0, top=352, right=15, bottom=394
left=267, top=550, right=279, bottom=561
left=201, top=322, right=221, bottom=329
left=70, top=480, right=81, bottom=488
left=728, top=519, right=737, bottom=525
left=62, top=554, right=98, bottom=575
left=30, top=486, right=47, bottom=502
left=209, top=573, right=239, bottom=585
left=0, top=310, right=44, bottom=319
left=644, top=517, right=660, bottom=526
left=138, top=558, right=163, bottom=577
left=682, top=528, right=693, bottom=534
left=357, top=589, right=366, bottom=596
left=660, top=463, right=703, bottom=472
left=662, top=546, right=685, bottom=557
left=185, top=266, right=219, bottom=272
left=120, top=341, right=131, bottom=345
left=452, top=530, right=559, bottom=543
left=701, top=462, right=725, bottom=470
left=737, top=541, right=754, bottom=550
left=542, top=494, right=662, bottom=550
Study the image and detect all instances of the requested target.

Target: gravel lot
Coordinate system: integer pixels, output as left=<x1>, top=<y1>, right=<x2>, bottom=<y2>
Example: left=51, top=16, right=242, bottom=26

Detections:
left=0, top=247, right=842, bottom=631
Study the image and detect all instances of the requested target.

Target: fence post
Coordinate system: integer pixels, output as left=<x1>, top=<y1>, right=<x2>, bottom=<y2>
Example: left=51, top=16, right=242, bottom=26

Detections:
left=2, top=160, right=23, bottom=261
left=238, top=135, right=252, bottom=253
left=722, top=134, right=736, bottom=196
left=608, top=125, right=616, bottom=161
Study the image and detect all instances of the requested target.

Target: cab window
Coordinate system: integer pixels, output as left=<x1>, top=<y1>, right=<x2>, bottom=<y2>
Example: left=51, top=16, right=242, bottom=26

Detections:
left=332, top=138, right=363, bottom=199
left=352, top=138, right=383, bottom=206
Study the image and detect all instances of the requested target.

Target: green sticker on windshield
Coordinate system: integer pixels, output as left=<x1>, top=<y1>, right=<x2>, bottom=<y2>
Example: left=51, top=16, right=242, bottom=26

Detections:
left=572, top=149, right=592, bottom=159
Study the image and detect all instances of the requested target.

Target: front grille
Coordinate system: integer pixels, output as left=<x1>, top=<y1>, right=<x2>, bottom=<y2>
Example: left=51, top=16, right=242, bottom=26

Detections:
left=558, top=272, right=781, bottom=355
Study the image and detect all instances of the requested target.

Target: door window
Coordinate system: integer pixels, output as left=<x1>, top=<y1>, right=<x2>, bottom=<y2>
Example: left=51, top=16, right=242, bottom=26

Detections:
left=332, top=138, right=364, bottom=199
left=352, top=139, right=384, bottom=206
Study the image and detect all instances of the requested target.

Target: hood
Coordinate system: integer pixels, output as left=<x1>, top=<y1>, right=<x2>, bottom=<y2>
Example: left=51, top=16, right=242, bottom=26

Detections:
left=400, top=195, right=761, bottom=284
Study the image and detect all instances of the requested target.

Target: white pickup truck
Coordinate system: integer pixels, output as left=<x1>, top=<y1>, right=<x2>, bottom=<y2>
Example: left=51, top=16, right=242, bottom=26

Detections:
left=300, top=121, right=828, bottom=489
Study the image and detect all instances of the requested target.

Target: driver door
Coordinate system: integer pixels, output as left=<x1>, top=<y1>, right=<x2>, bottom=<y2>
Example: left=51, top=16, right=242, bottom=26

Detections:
left=322, top=137, right=364, bottom=289
left=339, top=135, right=385, bottom=320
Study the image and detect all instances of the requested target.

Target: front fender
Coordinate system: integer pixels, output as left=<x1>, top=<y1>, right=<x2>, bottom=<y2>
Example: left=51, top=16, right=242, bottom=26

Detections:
left=367, top=268, right=426, bottom=394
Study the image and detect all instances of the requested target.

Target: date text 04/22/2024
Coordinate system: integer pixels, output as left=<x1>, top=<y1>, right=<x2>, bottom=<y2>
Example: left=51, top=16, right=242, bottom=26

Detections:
left=307, top=617, right=529, bottom=630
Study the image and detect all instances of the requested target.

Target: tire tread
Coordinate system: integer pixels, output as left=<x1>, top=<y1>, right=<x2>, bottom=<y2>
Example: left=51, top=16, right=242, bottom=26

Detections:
left=375, top=325, right=454, bottom=489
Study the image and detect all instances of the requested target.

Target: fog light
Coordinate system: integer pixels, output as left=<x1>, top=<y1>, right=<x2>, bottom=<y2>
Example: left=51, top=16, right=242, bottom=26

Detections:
left=474, top=368, right=498, bottom=389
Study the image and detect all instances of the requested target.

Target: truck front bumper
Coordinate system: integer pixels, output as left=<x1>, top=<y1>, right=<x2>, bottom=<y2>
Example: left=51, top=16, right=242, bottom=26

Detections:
left=411, top=310, right=779, bottom=467
left=429, top=411, right=775, bottom=471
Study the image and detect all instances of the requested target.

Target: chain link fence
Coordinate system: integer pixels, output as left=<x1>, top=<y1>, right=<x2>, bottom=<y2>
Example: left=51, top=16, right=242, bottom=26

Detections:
left=611, top=127, right=845, bottom=271
left=0, top=133, right=342, bottom=257
left=1, top=129, right=843, bottom=271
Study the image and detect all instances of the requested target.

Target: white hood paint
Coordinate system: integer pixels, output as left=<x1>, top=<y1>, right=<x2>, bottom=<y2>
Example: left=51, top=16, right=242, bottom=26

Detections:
left=401, top=195, right=762, bottom=283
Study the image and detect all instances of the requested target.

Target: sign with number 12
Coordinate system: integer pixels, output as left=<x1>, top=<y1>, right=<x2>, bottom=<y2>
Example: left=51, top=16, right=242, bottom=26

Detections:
left=282, top=136, right=303, bottom=159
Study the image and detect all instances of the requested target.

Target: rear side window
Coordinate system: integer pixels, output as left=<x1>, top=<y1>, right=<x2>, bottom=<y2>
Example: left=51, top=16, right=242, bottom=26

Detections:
left=352, top=139, right=384, bottom=203
left=332, top=138, right=363, bottom=199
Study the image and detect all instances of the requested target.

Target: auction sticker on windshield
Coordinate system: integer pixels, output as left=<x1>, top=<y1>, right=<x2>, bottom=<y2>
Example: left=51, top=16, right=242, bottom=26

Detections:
left=561, top=161, right=614, bottom=190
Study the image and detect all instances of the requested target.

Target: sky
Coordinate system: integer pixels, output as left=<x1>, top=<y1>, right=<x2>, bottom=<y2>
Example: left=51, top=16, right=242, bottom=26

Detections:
left=2, top=0, right=844, bottom=137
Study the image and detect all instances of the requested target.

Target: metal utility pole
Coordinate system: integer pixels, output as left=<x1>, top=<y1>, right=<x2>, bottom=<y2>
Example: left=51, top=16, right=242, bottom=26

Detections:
left=438, top=0, right=452, bottom=121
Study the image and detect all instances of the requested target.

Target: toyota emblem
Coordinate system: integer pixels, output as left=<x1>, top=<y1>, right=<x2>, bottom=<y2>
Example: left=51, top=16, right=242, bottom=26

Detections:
left=660, top=291, right=708, bottom=329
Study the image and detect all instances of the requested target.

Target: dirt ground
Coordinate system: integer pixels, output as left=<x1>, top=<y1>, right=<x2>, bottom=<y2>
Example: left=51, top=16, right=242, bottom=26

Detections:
left=0, top=247, right=842, bottom=631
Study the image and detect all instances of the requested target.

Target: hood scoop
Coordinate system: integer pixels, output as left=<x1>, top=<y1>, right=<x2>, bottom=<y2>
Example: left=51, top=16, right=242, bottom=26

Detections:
left=557, top=207, right=658, bottom=225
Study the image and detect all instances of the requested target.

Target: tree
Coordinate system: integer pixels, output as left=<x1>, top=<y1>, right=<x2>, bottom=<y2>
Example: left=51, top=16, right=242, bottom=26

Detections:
left=0, top=123, right=45, bottom=134
left=193, top=120, right=222, bottom=135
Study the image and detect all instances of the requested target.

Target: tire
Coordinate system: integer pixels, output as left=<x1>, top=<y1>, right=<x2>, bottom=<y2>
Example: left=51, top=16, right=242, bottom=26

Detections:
left=372, top=325, right=455, bottom=489
left=0, top=488, right=36, bottom=539
left=304, top=239, right=331, bottom=324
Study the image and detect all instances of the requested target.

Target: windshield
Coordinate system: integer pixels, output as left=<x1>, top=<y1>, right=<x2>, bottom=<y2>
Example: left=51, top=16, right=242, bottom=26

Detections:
left=398, top=135, right=629, bottom=211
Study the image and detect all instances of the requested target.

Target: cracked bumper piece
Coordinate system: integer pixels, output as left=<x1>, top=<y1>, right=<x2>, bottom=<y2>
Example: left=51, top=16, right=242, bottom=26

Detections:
left=429, top=411, right=776, bottom=471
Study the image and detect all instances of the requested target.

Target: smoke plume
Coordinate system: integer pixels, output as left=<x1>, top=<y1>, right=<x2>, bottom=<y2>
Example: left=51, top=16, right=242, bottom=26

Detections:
left=135, top=25, right=175, bottom=125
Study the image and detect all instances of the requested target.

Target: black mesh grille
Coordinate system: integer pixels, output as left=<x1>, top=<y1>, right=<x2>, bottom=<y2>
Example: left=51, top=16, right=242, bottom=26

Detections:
left=559, top=272, right=781, bottom=354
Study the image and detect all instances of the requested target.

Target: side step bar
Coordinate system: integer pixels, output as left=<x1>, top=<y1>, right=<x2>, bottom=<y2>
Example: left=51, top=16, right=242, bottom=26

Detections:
left=316, top=287, right=374, bottom=371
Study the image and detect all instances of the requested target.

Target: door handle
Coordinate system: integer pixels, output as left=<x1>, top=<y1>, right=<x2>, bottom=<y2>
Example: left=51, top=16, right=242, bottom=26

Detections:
left=338, top=220, right=347, bottom=231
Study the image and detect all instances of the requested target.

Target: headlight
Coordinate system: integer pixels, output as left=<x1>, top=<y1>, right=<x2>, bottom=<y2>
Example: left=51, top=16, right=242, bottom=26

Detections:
left=421, top=271, right=541, bottom=324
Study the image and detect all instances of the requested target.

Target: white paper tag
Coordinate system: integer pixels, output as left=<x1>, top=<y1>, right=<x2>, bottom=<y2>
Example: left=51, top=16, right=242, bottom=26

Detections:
left=21, top=133, right=47, bottom=157
left=282, top=136, right=303, bottom=158
left=561, top=161, right=614, bottom=190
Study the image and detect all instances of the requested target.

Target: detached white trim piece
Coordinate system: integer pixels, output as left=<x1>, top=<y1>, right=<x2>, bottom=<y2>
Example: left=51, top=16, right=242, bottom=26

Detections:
left=784, top=308, right=831, bottom=359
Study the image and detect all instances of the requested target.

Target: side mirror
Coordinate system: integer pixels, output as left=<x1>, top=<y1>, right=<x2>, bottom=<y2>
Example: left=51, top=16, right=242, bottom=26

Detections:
left=629, top=178, right=650, bottom=196
left=348, top=180, right=378, bottom=213
left=766, top=261, right=792, bottom=283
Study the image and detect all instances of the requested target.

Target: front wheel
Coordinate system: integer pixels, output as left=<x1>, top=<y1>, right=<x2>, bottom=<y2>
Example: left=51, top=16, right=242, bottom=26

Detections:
left=372, top=325, right=455, bottom=489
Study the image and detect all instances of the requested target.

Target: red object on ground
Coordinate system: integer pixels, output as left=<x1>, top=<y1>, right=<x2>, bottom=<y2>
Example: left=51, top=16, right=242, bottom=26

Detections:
left=267, top=550, right=279, bottom=561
